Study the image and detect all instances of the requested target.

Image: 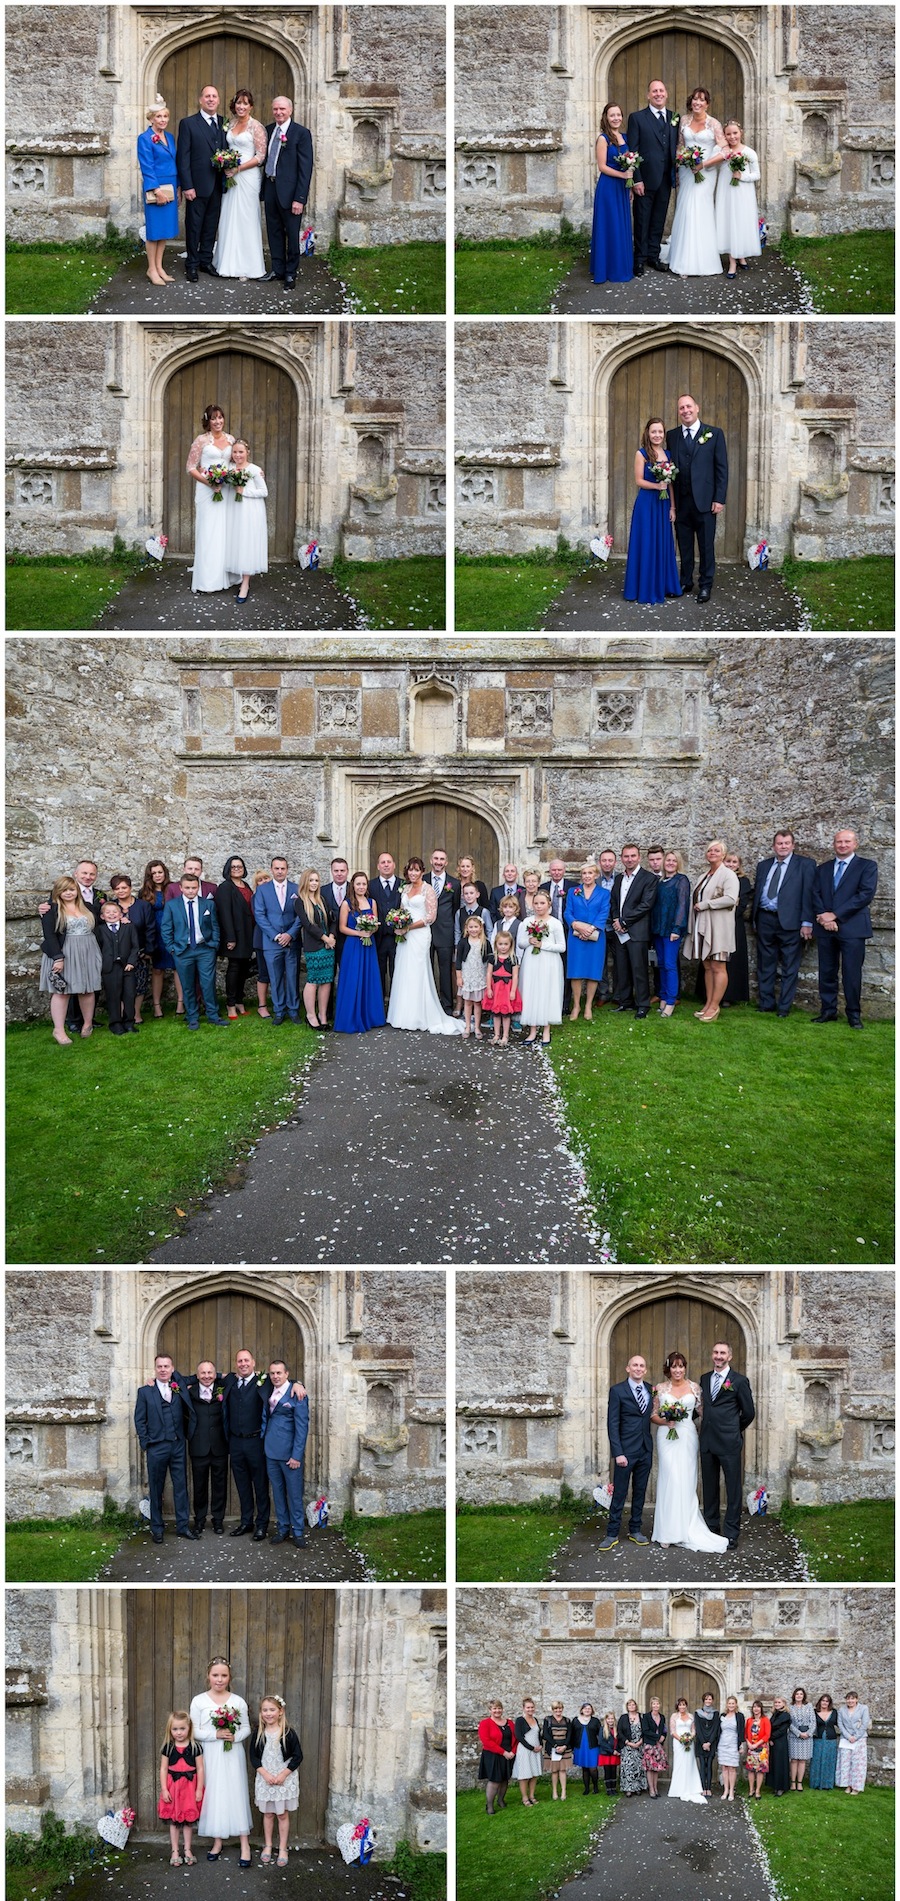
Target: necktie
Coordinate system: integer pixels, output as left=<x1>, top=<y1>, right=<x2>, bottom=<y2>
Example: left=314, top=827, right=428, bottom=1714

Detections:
left=634, top=1384, right=647, bottom=1412
left=111, top=924, right=119, bottom=933
left=834, top=860, right=846, bottom=887
left=711, top=1371, right=722, bottom=1399
left=767, top=861, right=785, bottom=903
left=159, top=1383, right=171, bottom=1404
left=188, top=902, right=196, bottom=945
left=266, top=124, right=281, bottom=176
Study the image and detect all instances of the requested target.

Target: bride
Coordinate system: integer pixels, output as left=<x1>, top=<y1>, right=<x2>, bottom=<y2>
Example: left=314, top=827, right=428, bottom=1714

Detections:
left=213, top=88, right=267, bottom=278
left=387, top=857, right=465, bottom=1036
left=667, top=87, right=729, bottom=275
left=668, top=1699, right=707, bottom=1803
left=187, top=402, right=234, bottom=593
left=650, top=1352, right=728, bottom=1552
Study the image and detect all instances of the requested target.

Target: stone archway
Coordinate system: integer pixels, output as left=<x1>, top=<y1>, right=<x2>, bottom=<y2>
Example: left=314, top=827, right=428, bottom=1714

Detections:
left=642, top=1656, right=728, bottom=1719
left=157, top=34, right=295, bottom=133
left=606, top=30, right=744, bottom=138
left=369, top=796, right=502, bottom=884
left=163, top=348, right=299, bottom=556
left=606, top=340, right=749, bottom=559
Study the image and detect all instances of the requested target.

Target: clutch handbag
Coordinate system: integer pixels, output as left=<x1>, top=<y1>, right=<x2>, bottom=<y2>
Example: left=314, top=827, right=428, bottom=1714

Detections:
left=148, top=183, right=175, bottom=203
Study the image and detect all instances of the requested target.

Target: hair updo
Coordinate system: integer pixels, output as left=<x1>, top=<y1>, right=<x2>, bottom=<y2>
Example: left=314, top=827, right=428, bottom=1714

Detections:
left=202, top=403, right=225, bottom=431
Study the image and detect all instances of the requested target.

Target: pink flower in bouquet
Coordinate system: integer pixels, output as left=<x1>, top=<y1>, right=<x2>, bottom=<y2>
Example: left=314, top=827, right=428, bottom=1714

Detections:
left=385, top=906, right=413, bottom=941
left=211, top=1705, right=241, bottom=1751
left=355, top=913, right=378, bottom=945
left=205, top=462, right=230, bottom=501
left=526, top=919, right=549, bottom=955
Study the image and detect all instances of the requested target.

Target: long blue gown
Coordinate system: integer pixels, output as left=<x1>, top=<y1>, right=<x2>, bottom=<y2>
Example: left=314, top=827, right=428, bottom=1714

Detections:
left=334, top=908, right=386, bottom=1033
left=590, top=142, right=634, bottom=284
left=623, top=449, right=681, bottom=603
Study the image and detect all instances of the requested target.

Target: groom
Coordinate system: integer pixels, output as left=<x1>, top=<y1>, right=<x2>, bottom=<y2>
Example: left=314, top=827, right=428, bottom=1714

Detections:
left=698, top=1340, right=755, bottom=1550
left=176, top=84, right=227, bottom=281
left=262, top=95, right=314, bottom=290
left=626, top=79, right=679, bottom=276
left=598, top=1352, right=653, bottom=1552
left=666, top=393, right=728, bottom=603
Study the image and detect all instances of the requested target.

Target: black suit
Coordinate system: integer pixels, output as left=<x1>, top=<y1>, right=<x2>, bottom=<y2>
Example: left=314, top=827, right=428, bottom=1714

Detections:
left=751, top=853, right=816, bottom=1014
left=811, top=854, right=878, bottom=1022
left=490, top=882, right=526, bottom=923
left=221, top=1371, right=272, bottom=1532
left=609, top=868, right=659, bottom=1011
left=428, top=874, right=461, bottom=1011
left=184, top=1376, right=230, bottom=1530
left=694, top=1708, right=721, bottom=1789
left=134, top=1377, right=196, bottom=1536
left=698, top=1367, right=755, bottom=1545
left=370, top=874, right=403, bottom=996
left=666, top=422, right=728, bottom=593
left=98, top=919, right=141, bottom=1029
left=626, top=104, right=679, bottom=268
left=262, top=118, right=314, bottom=281
left=176, top=111, right=227, bottom=273
left=606, top=1378, right=654, bottom=1538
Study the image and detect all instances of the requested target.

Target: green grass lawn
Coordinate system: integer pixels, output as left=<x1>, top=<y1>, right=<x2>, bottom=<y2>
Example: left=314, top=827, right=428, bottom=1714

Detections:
left=456, top=1784, right=616, bottom=1901
left=777, top=229, right=894, bottom=314
left=385, top=1843, right=447, bottom=1901
left=6, top=1814, right=124, bottom=1901
left=780, top=1499, right=894, bottom=1582
left=6, top=549, right=149, bottom=631
left=782, top=555, right=894, bottom=632
left=455, top=550, right=589, bottom=631
left=455, top=233, right=584, bottom=314
left=457, top=1495, right=592, bottom=1583
left=342, top=1508, right=447, bottom=1582
left=6, top=231, right=140, bottom=314
left=5, top=1502, right=140, bottom=1584
left=549, top=1008, right=893, bottom=1264
left=6, top=1015, right=316, bottom=1264
left=328, top=240, right=446, bottom=313
left=746, top=1785, right=892, bottom=1901
left=333, top=553, right=446, bottom=629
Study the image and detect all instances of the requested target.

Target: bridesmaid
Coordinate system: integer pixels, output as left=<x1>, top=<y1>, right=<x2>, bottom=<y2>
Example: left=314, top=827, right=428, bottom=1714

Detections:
left=716, top=120, right=762, bottom=278
left=590, top=103, right=634, bottom=284
left=141, top=860, right=178, bottom=1016
left=333, top=873, right=386, bottom=1033
left=623, top=417, right=681, bottom=604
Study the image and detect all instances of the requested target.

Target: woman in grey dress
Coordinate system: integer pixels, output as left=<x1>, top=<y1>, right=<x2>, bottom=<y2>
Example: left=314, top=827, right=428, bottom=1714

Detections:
left=717, top=1696, right=745, bottom=1800
left=835, top=1691, right=871, bottom=1793
left=40, top=875, right=102, bottom=1044
left=788, top=1687, right=816, bottom=1789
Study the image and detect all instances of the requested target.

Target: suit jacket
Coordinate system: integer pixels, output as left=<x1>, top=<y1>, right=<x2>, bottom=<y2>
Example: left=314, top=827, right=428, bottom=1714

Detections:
left=137, top=127, right=177, bottom=197
left=625, top=104, right=679, bottom=193
left=751, top=854, right=816, bottom=933
left=490, top=882, right=526, bottom=922
left=667, top=422, right=728, bottom=515
left=260, top=1390, right=309, bottom=1464
left=320, top=882, right=350, bottom=934
left=183, top=1376, right=229, bottom=1454
left=539, top=878, right=575, bottom=924
left=221, top=1369, right=272, bottom=1437
left=134, top=1378, right=195, bottom=1450
left=698, top=1369, right=755, bottom=1451
left=261, top=119, right=314, bottom=209
left=97, top=919, right=141, bottom=974
left=811, top=855, right=878, bottom=941
left=253, top=879, right=301, bottom=946
left=161, top=893, right=220, bottom=956
left=165, top=879, right=215, bottom=900
left=176, top=111, right=227, bottom=198
left=370, top=874, right=403, bottom=938
left=215, top=880, right=256, bottom=957
left=607, top=1379, right=653, bottom=1463
left=610, top=868, right=659, bottom=942
left=428, top=873, right=461, bottom=947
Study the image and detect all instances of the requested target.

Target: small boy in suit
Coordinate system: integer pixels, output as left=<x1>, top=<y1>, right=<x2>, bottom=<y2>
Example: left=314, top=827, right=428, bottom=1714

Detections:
left=98, top=900, right=141, bottom=1033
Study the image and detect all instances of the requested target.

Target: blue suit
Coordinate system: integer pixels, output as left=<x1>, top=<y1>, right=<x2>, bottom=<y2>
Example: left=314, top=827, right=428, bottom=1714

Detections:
left=811, top=854, right=879, bottom=1022
left=752, top=853, right=816, bottom=1014
left=134, top=1376, right=196, bottom=1535
left=606, top=1378, right=653, bottom=1539
left=261, top=1391, right=309, bottom=1537
left=160, top=893, right=223, bottom=1027
left=253, top=879, right=301, bottom=1021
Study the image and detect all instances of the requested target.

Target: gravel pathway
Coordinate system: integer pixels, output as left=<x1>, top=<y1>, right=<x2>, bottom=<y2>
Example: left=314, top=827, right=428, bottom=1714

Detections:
left=95, top=562, right=360, bottom=631
left=100, top=1523, right=369, bottom=1584
left=542, top=562, right=805, bottom=632
left=150, top=1028, right=603, bottom=1265
left=555, top=1787, right=769, bottom=1898
left=70, top=1842, right=396, bottom=1901
left=551, top=1509, right=806, bottom=1583
left=554, top=245, right=811, bottom=316
left=90, top=248, right=346, bottom=315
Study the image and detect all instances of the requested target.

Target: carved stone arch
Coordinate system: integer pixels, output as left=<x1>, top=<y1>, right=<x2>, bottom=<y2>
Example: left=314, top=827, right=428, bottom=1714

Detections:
left=592, top=7, right=760, bottom=145
left=636, top=1649, right=733, bottom=1712
left=358, top=781, right=510, bottom=873
left=138, top=11, right=312, bottom=134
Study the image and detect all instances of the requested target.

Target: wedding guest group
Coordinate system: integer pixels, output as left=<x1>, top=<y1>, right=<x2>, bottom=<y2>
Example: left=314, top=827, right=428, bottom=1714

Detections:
left=37, top=827, right=879, bottom=1045
left=476, top=1686, right=872, bottom=1810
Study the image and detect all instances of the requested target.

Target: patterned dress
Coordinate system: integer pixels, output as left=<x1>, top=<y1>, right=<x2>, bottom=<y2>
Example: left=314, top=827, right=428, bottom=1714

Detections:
left=619, top=1715, right=648, bottom=1794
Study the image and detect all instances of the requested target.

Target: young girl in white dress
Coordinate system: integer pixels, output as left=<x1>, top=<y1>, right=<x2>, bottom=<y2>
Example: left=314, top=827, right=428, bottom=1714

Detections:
left=213, top=89, right=267, bottom=278
left=515, top=889, right=565, bottom=1046
left=668, top=88, right=729, bottom=276
left=225, top=439, right=269, bottom=602
left=249, top=1694, right=302, bottom=1867
left=455, top=913, right=492, bottom=1038
left=190, top=1657, right=253, bottom=1865
left=715, top=119, right=762, bottom=277
left=187, top=404, right=235, bottom=593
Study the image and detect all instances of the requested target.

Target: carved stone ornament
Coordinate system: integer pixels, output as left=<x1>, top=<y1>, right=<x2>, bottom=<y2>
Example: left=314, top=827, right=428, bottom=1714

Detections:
left=236, top=689, right=278, bottom=732
left=462, top=1419, right=499, bottom=1454
left=317, top=687, right=361, bottom=735
left=594, top=690, right=640, bottom=736
left=507, top=688, right=552, bottom=736
left=459, top=468, right=495, bottom=505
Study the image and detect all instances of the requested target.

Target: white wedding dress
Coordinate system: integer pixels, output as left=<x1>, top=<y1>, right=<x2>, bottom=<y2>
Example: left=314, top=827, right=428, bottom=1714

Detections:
left=225, top=466, right=269, bottom=579
left=190, top=1692, right=252, bottom=1836
left=668, top=1716, right=707, bottom=1802
left=191, top=440, right=233, bottom=593
left=387, top=888, right=465, bottom=1035
left=651, top=1385, right=729, bottom=1552
left=667, top=122, right=725, bottom=275
left=213, top=128, right=266, bottom=278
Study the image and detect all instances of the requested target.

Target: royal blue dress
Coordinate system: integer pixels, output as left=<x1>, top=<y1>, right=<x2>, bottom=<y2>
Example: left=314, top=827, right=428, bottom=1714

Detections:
left=564, top=884, right=611, bottom=979
left=623, top=450, right=681, bottom=603
left=333, top=908, right=386, bottom=1033
left=590, top=142, right=634, bottom=284
left=137, top=128, right=179, bottom=239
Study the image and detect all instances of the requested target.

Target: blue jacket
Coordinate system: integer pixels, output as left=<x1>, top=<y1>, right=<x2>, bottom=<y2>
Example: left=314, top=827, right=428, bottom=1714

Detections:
left=752, top=854, right=816, bottom=933
left=253, top=879, right=301, bottom=945
left=134, top=1378, right=195, bottom=1450
left=160, top=893, right=220, bottom=956
left=261, top=1391, right=309, bottom=1464
left=811, top=855, right=878, bottom=941
left=137, top=127, right=178, bottom=197
left=607, top=1379, right=653, bottom=1464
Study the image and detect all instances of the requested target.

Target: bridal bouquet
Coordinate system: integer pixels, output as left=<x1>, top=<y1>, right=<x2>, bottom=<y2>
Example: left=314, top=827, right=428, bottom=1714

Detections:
left=525, top=918, right=549, bottom=954
left=649, top=457, right=678, bottom=502
left=205, top=462, right=230, bottom=501
left=728, top=151, right=749, bottom=187
left=385, top=906, right=413, bottom=941
left=226, top=467, right=251, bottom=502
left=212, top=147, right=242, bottom=189
left=356, top=914, right=378, bottom=945
left=620, top=149, right=642, bottom=189
left=658, top=1397, right=690, bottom=1440
left=211, top=1705, right=241, bottom=1750
left=678, top=144, right=707, bottom=183
left=678, top=1732, right=694, bottom=1752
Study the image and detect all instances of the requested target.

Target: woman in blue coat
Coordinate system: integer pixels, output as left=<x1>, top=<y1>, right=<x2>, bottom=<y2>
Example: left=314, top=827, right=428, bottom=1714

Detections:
left=138, top=98, right=179, bottom=285
left=564, top=862, right=610, bottom=1020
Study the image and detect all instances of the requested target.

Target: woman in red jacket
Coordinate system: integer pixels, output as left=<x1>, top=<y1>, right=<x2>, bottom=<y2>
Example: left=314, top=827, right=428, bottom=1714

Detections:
left=746, top=1700, right=771, bottom=1799
left=478, top=1700, right=515, bottom=1816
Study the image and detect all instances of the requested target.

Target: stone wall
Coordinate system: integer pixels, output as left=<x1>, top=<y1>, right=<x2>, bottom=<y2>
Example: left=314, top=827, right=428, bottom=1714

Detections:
left=456, top=1587, right=895, bottom=1786
left=457, top=1271, right=896, bottom=1508
left=5, top=5, right=445, bottom=246
left=455, top=320, right=896, bottom=562
left=6, top=638, right=894, bottom=1017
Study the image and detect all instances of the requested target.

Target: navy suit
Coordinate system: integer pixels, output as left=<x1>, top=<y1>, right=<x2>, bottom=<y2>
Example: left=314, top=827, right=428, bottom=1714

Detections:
left=490, top=881, right=527, bottom=923
left=176, top=111, right=227, bottom=273
left=811, top=854, right=879, bottom=1022
left=134, top=1377, right=196, bottom=1535
left=626, top=104, right=679, bottom=268
left=610, top=868, right=659, bottom=1011
left=666, top=422, right=728, bottom=593
left=253, top=879, right=301, bottom=1021
left=698, top=1367, right=755, bottom=1545
left=429, top=874, right=461, bottom=1012
left=160, top=893, right=222, bottom=1027
left=370, top=874, right=403, bottom=996
left=751, top=853, right=816, bottom=1014
left=222, top=1371, right=272, bottom=1532
left=606, top=1378, right=653, bottom=1538
left=261, top=1390, right=310, bottom=1538
left=262, top=119, right=314, bottom=281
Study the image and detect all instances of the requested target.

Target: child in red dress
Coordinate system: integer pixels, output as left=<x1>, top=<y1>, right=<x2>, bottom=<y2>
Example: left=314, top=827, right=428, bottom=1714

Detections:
left=487, top=930, right=519, bottom=1045
left=159, top=1711, right=205, bottom=1866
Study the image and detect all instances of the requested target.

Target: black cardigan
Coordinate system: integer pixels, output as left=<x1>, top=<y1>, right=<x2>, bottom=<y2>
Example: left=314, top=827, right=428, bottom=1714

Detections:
left=293, top=896, right=335, bottom=955
left=641, top=1711, right=668, bottom=1745
left=216, top=880, right=256, bottom=958
left=249, top=1724, right=303, bottom=1772
left=617, top=1712, right=644, bottom=1748
left=540, top=1714, right=574, bottom=1752
left=814, top=1711, right=839, bottom=1741
left=569, top=1714, right=601, bottom=1750
left=41, top=910, right=97, bottom=960
left=513, top=1715, right=543, bottom=1755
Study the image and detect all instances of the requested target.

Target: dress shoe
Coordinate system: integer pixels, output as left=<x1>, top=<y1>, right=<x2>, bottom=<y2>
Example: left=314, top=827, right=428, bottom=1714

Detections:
left=177, top=1528, right=199, bottom=1540
left=848, top=1016, right=863, bottom=1029
left=680, top=582, right=694, bottom=595
left=253, top=1528, right=267, bottom=1541
left=194, top=1520, right=206, bottom=1535
left=231, top=1522, right=253, bottom=1536
left=198, top=263, right=219, bottom=276
left=811, top=1012, right=837, bottom=1024
left=186, top=270, right=198, bottom=283
left=284, top=276, right=296, bottom=289
left=292, top=1534, right=307, bottom=1548
left=213, top=1523, right=225, bottom=1533
left=151, top=1531, right=164, bottom=1544
left=649, top=259, right=670, bottom=271
left=727, top=1539, right=739, bottom=1551
left=633, top=261, right=645, bottom=276
left=757, top=1005, right=775, bottom=1013
left=634, top=1009, right=649, bottom=1019
left=697, top=588, right=711, bottom=603
left=270, top=1530, right=291, bottom=1544
left=615, top=1004, right=633, bottom=1013
left=262, top=270, right=282, bottom=282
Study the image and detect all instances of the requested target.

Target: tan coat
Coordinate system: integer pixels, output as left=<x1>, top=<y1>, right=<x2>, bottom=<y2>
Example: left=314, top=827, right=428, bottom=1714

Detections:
left=690, top=863, right=740, bottom=959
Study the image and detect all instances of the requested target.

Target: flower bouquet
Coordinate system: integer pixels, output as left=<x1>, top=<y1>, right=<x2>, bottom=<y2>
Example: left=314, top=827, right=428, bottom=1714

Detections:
left=678, top=1732, right=694, bottom=1752
left=205, top=462, right=230, bottom=502
left=620, top=149, right=642, bottom=189
left=728, top=151, right=749, bottom=187
left=649, top=458, right=678, bottom=502
left=211, top=1705, right=241, bottom=1751
left=525, top=918, right=549, bottom=954
left=227, top=468, right=251, bottom=502
left=658, top=1397, right=690, bottom=1440
left=747, top=1485, right=768, bottom=1516
left=306, top=1494, right=330, bottom=1528
left=355, top=913, right=378, bottom=945
left=336, top=1819, right=377, bottom=1866
left=678, top=144, right=707, bottom=183
left=385, top=905, right=413, bottom=941
left=145, top=533, right=168, bottom=561
left=212, top=147, right=242, bottom=190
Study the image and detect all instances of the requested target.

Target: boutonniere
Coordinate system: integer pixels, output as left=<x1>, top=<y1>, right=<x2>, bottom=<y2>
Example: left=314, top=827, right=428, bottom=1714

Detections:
left=671, top=114, right=679, bottom=125
left=256, top=1373, right=267, bottom=1388
left=279, top=130, right=288, bottom=145
left=170, top=1380, right=179, bottom=1393
left=151, top=133, right=163, bottom=144
left=699, top=430, right=713, bottom=445
left=722, top=1378, right=733, bottom=1390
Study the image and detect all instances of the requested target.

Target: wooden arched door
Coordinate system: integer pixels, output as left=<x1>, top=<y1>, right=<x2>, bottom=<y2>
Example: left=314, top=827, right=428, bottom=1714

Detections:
left=606, top=1292, right=748, bottom=1502
left=369, top=801, right=501, bottom=884
left=607, top=31, right=744, bottom=139
left=644, top=1663, right=723, bottom=1764
left=157, top=34, right=298, bottom=133
left=127, top=1588, right=333, bottom=1843
left=607, top=343, right=748, bottom=559
left=164, top=351, right=298, bottom=557
left=157, top=1288, right=304, bottom=1521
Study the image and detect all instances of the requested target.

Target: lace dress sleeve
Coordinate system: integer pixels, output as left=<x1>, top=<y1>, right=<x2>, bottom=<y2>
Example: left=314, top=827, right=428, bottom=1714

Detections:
left=251, top=119, right=267, bottom=162
left=690, top=1379, right=703, bottom=1418
left=186, top=434, right=208, bottom=473
left=423, top=886, right=437, bottom=924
